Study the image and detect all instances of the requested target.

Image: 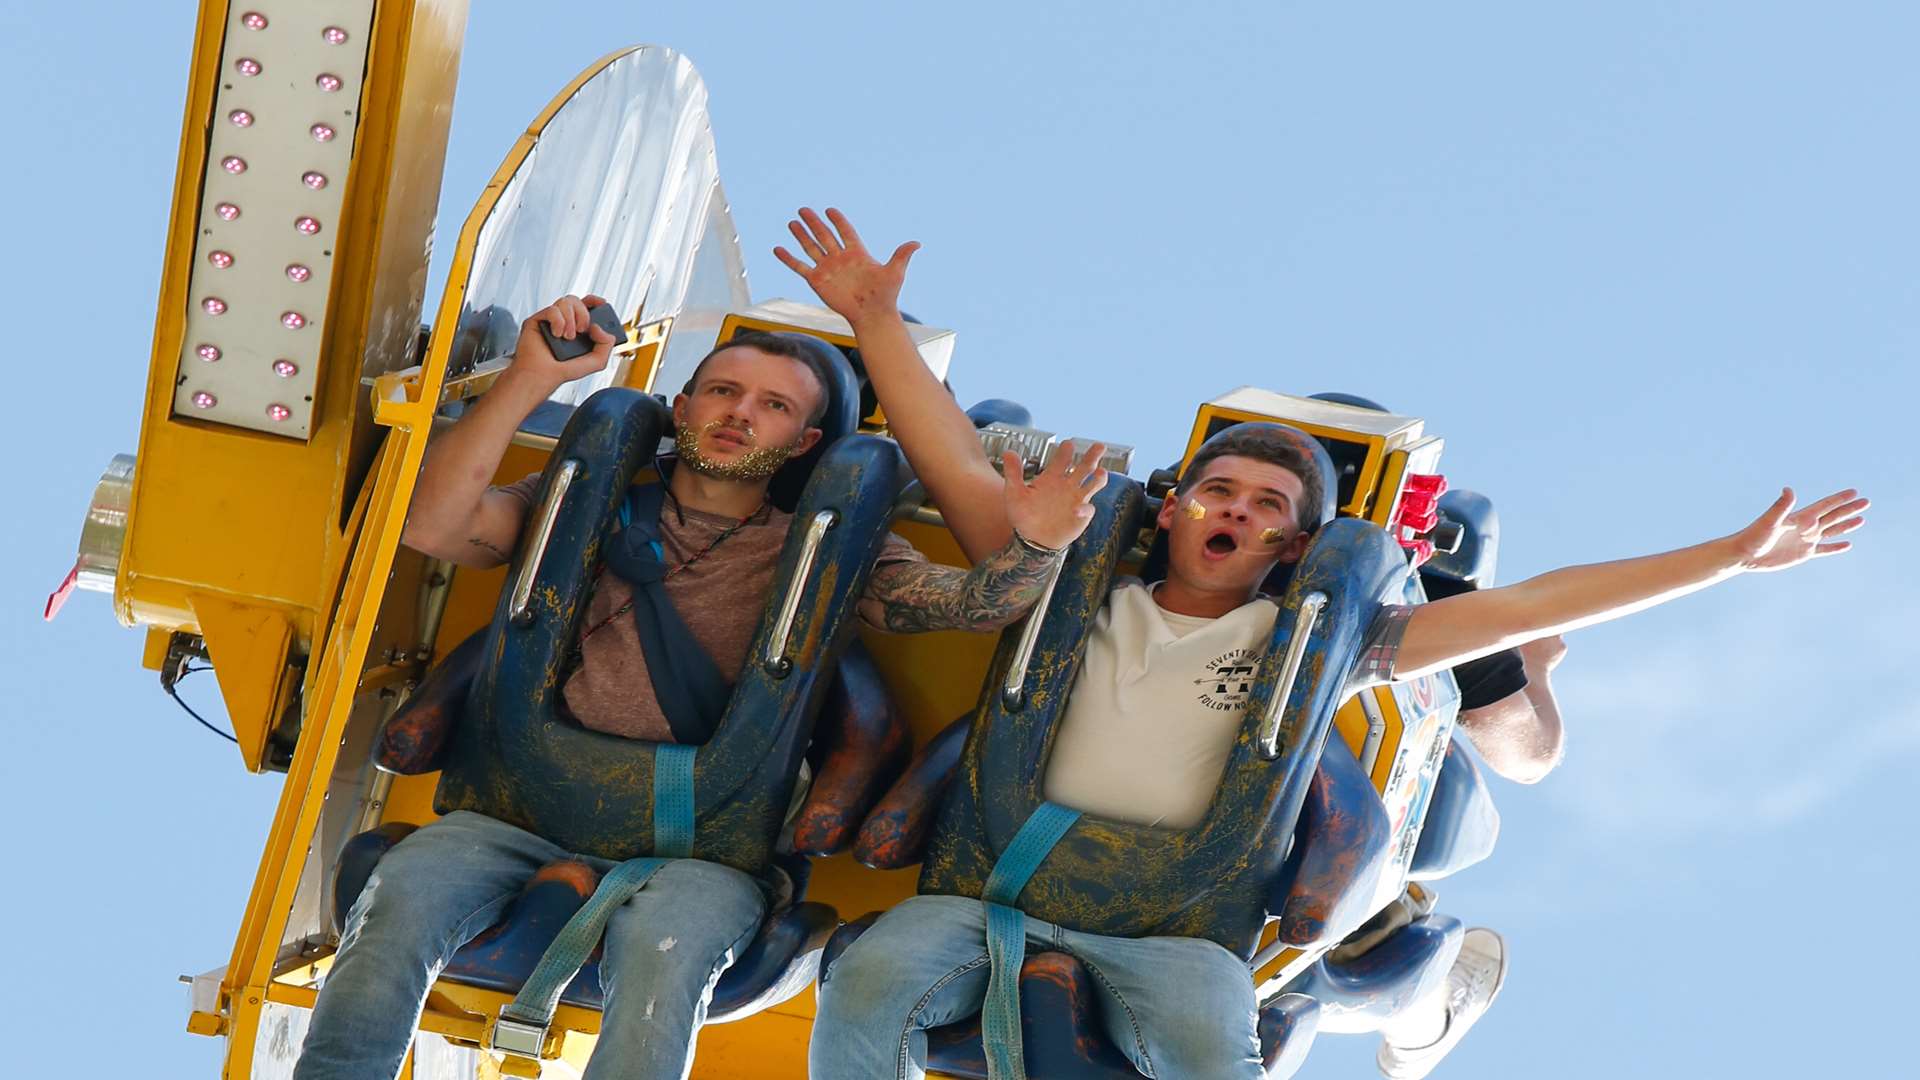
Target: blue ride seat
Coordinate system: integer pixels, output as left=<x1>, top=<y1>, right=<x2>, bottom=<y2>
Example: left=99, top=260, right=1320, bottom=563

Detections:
left=836, top=425, right=1414, bottom=1078
left=334, top=335, right=914, bottom=1025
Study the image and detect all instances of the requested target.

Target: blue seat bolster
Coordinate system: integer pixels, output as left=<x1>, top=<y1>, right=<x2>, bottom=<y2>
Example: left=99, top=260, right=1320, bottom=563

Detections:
left=1272, top=738, right=1393, bottom=948
left=1285, top=914, right=1464, bottom=1032
left=1409, top=737, right=1500, bottom=881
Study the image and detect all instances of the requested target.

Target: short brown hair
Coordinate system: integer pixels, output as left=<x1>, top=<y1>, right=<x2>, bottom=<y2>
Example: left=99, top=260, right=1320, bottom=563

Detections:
left=681, top=331, right=831, bottom=425
left=1176, top=426, right=1326, bottom=535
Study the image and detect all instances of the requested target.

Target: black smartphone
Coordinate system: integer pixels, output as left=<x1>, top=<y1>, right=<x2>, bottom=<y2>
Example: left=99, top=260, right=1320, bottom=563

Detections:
left=538, top=302, right=629, bottom=362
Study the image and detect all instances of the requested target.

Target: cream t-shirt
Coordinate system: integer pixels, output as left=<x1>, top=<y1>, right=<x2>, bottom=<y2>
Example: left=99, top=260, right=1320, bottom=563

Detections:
left=1041, top=581, right=1407, bottom=829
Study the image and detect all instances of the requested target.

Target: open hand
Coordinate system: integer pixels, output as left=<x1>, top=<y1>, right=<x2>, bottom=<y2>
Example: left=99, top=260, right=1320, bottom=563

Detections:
left=1003, top=441, right=1110, bottom=551
left=1727, top=487, right=1867, bottom=572
left=773, top=208, right=920, bottom=326
left=503, top=294, right=616, bottom=395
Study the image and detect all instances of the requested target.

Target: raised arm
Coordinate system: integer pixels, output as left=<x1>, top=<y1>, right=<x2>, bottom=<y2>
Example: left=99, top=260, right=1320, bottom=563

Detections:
left=776, top=207, right=1013, bottom=562
left=1395, top=488, right=1867, bottom=678
left=858, top=440, right=1109, bottom=633
left=400, top=295, right=616, bottom=568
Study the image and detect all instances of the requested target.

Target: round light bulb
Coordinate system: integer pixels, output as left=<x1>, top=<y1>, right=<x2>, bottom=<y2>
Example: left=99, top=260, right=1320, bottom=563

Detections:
left=235, top=58, right=262, bottom=77
left=240, top=12, right=267, bottom=30
left=267, top=403, right=292, bottom=422
left=229, top=109, right=253, bottom=128
left=215, top=202, right=241, bottom=221
left=285, top=263, right=312, bottom=283
left=202, top=297, right=227, bottom=316
left=322, top=26, right=348, bottom=45
left=302, top=170, right=327, bottom=190
left=280, top=311, right=307, bottom=330
left=294, top=216, right=321, bottom=235
left=207, top=251, right=234, bottom=269
left=221, top=156, right=247, bottom=174
left=272, top=359, right=299, bottom=378
left=310, top=123, right=335, bottom=143
left=195, top=344, right=221, bottom=362
left=315, top=73, right=342, bottom=92
left=192, top=391, right=218, bottom=409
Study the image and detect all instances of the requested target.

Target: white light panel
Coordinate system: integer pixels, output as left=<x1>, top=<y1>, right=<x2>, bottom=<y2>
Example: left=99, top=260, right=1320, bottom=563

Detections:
left=171, top=3, right=377, bottom=439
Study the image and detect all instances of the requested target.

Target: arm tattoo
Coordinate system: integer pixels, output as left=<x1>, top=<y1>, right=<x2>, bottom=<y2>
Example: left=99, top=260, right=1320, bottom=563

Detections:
left=861, top=536, right=1062, bottom=634
left=467, top=535, right=513, bottom=563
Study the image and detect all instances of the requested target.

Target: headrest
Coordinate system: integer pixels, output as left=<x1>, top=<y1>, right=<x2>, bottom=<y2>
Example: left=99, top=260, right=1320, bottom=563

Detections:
left=1422, top=489, right=1499, bottom=586
left=1184, top=422, right=1339, bottom=528
left=762, top=333, right=861, bottom=513
left=1307, top=391, right=1389, bottom=413
left=965, top=398, right=1033, bottom=429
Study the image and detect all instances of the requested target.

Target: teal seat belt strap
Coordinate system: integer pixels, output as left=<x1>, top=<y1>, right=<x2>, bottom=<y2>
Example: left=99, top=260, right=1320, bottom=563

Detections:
left=494, top=855, right=669, bottom=1053
left=653, top=743, right=697, bottom=859
left=493, top=743, right=698, bottom=1056
left=979, top=802, right=1082, bottom=1080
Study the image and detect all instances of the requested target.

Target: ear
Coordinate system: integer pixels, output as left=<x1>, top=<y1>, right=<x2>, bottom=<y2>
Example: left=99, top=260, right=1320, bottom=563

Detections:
left=1156, top=490, right=1180, bottom=532
left=671, top=392, right=689, bottom=428
left=793, top=424, right=824, bottom=456
left=1277, top=529, right=1312, bottom=564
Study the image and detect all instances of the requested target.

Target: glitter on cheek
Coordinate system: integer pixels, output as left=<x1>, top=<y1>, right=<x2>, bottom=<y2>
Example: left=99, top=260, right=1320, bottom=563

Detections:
left=1260, top=528, right=1287, bottom=544
left=1183, top=499, right=1207, bottom=520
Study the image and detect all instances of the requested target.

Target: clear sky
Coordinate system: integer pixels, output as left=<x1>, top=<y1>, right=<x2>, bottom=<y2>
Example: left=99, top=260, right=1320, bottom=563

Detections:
left=4, top=2, right=1914, bottom=1077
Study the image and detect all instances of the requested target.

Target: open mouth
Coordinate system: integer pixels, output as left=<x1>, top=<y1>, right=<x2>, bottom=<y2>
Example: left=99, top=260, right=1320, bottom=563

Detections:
left=710, top=429, right=750, bottom=448
left=1202, top=528, right=1240, bottom=559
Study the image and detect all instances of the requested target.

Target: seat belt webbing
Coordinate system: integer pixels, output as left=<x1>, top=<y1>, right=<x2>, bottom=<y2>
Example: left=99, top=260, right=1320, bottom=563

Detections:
left=980, top=802, right=1082, bottom=1080
left=496, top=743, right=699, bottom=1048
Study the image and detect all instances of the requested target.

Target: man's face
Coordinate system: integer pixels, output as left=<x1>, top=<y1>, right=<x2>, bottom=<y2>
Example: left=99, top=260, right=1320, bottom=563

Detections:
left=1156, top=455, right=1313, bottom=594
left=671, top=346, right=825, bottom=480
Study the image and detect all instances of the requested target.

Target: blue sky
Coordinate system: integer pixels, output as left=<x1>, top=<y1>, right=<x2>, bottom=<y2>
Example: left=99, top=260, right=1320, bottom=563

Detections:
left=4, top=2, right=1914, bottom=1077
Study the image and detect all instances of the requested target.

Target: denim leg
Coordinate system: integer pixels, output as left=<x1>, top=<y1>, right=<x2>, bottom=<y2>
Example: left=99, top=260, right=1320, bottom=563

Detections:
left=1059, top=927, right=1265, bottom=1080
left=810, top=895, right=997, bottom=1080
left=581, top=859, right=766, bottom=1080
left=294, top=812, right=567, bottom=1080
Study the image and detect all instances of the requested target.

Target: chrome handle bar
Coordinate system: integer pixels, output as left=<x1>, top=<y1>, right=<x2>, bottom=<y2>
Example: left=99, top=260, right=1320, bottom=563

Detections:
left=1257, top=591, right=1329, bottom=759
left=763, top=510, right=838, bottom=677
left=508, top=459, right=581, bottom=626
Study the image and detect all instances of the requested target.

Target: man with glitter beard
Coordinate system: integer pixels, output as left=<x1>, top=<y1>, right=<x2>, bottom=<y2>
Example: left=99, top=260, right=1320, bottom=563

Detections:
left=293, top=294, right=1114, bottom=1080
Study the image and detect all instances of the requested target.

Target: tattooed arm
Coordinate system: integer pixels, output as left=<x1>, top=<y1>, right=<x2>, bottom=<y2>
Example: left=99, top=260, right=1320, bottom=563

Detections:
left=858, top=535, right=1064, bottom=633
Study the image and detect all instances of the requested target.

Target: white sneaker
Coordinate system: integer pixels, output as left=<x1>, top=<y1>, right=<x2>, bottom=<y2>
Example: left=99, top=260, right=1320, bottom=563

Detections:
left=1376, top=927, right=1509, bottom=1079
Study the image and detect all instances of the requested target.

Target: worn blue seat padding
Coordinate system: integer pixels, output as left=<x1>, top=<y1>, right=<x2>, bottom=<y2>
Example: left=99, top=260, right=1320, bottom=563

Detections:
left=331, top=823, right=419, bottom=934
left=501, top=856, right=673, bottom=1031
left=1408, top=737, right=1500, bottom=881
left=1282, top=914, right=1463, bottom=1033
left=602, top=480, right=731, bottom=745
left=374, top=627, right=489, bottom=775
left=914, top=953, right=1323, bottom=1080
left=920, top=494, right=1416, bottom=958
left=1269, top=737, right=1393, bottom=948
left=854, top=715, right=972, bottom=869
left=431, top=388, right=905, bottom=874
left=790, top=640, right=912, bottom=856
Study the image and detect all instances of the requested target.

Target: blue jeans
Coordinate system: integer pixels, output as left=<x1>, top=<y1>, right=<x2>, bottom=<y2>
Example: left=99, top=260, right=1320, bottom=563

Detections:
left=294, top=810, right=765, bottom=1080
left=810, top=894, right=1264, bottom=1080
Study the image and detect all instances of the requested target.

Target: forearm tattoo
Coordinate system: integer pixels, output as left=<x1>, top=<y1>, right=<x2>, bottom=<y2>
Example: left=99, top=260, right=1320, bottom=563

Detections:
left=862, top=536, right=1063, bottom=633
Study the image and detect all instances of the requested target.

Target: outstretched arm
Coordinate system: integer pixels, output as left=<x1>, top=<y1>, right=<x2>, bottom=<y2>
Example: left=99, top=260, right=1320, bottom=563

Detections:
left=1396, top=488, right=1867, bottom=677
left=776, top=207, right=1013, bottom=562
left=857, top=441, right=1110, bottom=632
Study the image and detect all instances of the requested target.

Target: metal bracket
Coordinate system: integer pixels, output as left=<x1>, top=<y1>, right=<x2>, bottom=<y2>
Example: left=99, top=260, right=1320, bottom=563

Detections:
left=1000, top=556, right=1068, bottom=710
left=489, top=1014, right=549, bottom=1060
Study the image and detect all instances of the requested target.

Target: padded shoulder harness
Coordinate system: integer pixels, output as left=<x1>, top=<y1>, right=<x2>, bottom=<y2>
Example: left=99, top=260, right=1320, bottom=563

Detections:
left=919, top=477, right=1412, bottom=958
left=433, top=388, right=903, bottom=874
